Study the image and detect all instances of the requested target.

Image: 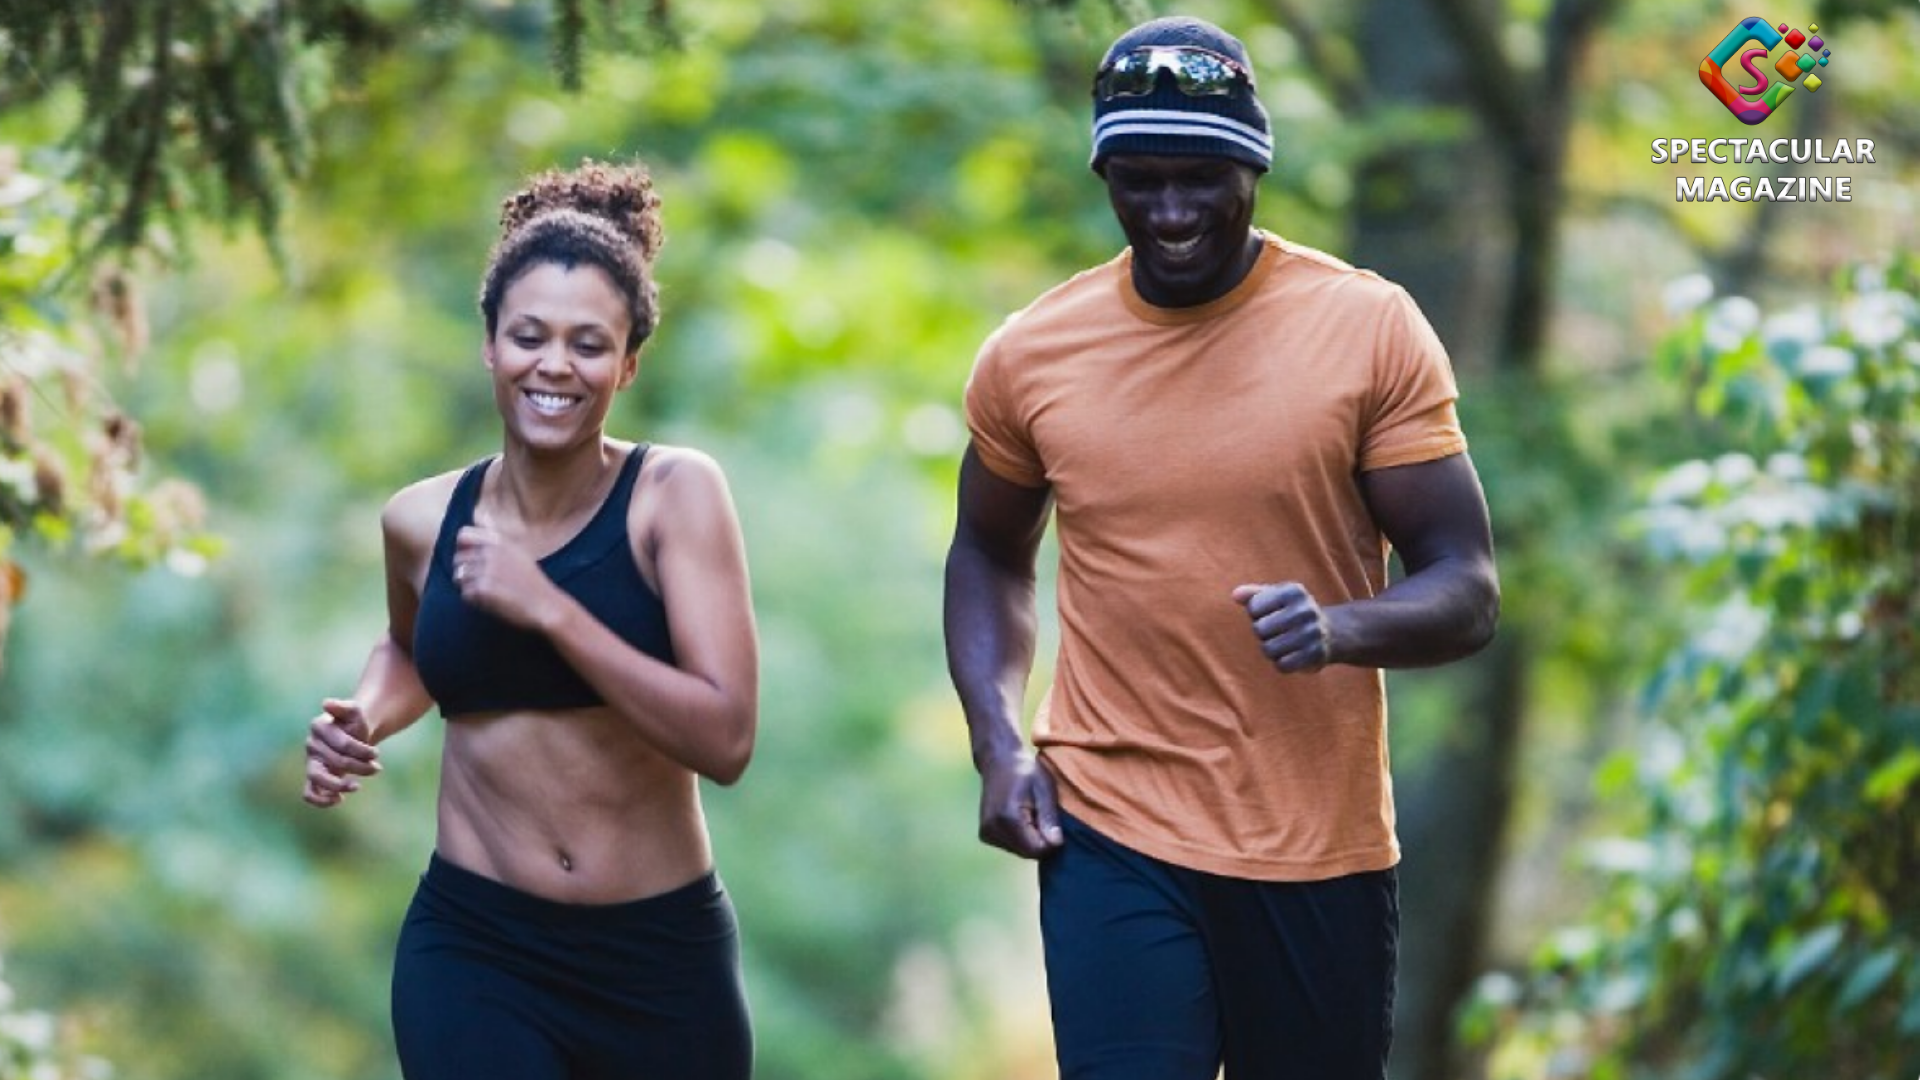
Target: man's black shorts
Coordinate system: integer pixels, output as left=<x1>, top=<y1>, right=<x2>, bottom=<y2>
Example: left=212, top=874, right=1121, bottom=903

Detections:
left=1040, top=811, right=1398, bottom=1080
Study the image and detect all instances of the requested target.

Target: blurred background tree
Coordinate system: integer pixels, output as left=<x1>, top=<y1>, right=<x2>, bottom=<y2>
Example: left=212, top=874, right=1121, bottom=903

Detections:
left=0, top=142, right=218, bottom=678
left=1474, top=259, right=1920, bottom=1080
left=0, top=1, right=1916, bottom=1078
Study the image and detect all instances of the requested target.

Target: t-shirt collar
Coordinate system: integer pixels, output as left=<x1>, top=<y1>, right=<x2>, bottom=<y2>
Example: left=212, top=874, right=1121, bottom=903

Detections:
left=1118, top=229, right=1281, bottom=326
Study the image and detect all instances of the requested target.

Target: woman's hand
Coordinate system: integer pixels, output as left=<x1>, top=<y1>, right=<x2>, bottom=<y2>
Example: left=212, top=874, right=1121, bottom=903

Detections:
left=303, top=698, right=382, bottom=808
left=452, top=525, right=569, bottom=633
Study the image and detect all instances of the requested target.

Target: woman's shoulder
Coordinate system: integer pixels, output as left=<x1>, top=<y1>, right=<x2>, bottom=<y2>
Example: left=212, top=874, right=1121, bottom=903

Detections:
left=380, top=466, right=473, bottom=545
left=628, top=442, right=735, bottom=522
left=633, top=441, right=724, bottom=483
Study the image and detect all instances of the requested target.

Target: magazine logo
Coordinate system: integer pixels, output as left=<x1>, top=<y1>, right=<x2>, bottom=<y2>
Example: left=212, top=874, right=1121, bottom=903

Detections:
left=1700, top=16, right=1831, bottom=125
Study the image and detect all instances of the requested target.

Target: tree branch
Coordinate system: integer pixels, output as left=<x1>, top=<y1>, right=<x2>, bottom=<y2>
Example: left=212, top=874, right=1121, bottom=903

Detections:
left=1544, top=0, right=1622, bottom=88
left=111, top=0, right=176, bottom=250
left=1422, top=0, right=1531, bottom=154
left=1257, top=0, right=1370, bottom=114
left=1714, top=84, right=1827, bottom=298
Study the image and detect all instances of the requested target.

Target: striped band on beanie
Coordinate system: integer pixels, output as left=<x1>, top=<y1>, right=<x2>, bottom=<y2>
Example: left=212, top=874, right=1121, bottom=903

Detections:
left=1092, top=109, right=1274, bottom=168
left=1090, top=16, right=1273, bottom=174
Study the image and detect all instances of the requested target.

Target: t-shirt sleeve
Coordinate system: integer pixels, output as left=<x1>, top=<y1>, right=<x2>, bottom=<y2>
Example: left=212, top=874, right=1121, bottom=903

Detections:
left=963, top=325, right=1048, bottom=487
left=1358, top=285, right=1468, bottom=472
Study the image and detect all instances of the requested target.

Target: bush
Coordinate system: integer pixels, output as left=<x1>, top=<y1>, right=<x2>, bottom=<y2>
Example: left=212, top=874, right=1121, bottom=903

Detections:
left=1480, top=258, right=1920, bottom=1080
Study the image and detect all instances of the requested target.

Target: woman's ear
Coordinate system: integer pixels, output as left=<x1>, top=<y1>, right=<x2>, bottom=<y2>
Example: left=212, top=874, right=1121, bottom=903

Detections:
left=618, top=349, right=640, bottom=390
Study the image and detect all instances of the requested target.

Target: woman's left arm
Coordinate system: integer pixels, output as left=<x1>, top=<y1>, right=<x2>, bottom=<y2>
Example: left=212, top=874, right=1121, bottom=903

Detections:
left=455, top=450, right=759, bottom=783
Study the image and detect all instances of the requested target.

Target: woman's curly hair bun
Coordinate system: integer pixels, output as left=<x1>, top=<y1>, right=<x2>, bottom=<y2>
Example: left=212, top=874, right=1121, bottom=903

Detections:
left=499, top=159, right=663, bottom=265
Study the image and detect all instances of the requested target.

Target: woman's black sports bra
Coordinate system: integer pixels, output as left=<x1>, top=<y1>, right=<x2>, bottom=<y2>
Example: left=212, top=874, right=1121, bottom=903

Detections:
left=412, top=444, right=676, bottom=718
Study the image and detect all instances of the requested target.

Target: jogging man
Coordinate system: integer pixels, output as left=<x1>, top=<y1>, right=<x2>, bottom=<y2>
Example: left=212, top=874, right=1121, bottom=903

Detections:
left=943, top=15, right=1499, bottom=1079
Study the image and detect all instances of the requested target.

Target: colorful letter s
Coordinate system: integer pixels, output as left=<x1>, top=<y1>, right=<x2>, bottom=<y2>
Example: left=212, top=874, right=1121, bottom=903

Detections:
left=1701, top=17, right=1792, bottom=125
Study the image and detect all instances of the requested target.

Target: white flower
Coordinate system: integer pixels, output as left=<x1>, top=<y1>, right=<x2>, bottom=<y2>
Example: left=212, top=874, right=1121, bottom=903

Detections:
left=0, top=1009, right=55, bottom=1052
left=165, top=548, right=210, bottom=578
left=1797, top=345, right=1856, bottom=378
left=1705, top=296, right=1761, bottom=351
left=1649, top=459, right=1713, bottom=504
left=1662, top=272, right=1714, bottom=316
left=1711, top=453, right=1757, bottom=487
left=1761, top=306, right=1823, bottom=356
left=1843, top=290, right=1915, bottom=349
left=0, top=456, right=38, bottom=503
left=1764, top=453, right=1809, bottom=481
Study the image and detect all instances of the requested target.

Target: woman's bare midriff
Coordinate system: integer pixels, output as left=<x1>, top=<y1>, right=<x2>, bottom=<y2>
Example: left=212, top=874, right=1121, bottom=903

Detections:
left=433, top=706, right=714, bottom=904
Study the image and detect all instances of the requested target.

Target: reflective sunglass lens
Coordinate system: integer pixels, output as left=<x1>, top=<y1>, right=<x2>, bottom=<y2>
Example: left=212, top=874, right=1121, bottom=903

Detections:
left=1094, top=47, right=1247, bottom=100
left=1172, top=54, right=1235, bottom=94
left=1098, top=61, right=1157, bottom=98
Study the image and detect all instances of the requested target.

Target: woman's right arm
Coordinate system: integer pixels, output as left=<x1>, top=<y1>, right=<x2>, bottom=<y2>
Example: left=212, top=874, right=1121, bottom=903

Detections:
left=302, top=481, right=444, bottom=808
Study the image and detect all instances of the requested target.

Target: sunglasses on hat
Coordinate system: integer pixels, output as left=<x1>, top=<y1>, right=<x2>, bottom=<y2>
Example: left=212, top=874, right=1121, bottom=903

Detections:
left=1093, top=46, right=1255, bottom=101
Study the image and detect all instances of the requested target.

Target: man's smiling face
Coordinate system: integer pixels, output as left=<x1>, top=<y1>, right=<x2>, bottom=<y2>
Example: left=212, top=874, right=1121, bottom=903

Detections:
left=1102, top=153, right=1259, bottom=309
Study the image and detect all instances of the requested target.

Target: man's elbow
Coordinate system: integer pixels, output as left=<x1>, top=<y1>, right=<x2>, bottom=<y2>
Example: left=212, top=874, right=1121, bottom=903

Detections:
left=1461, top=568, right=1501, bottom=656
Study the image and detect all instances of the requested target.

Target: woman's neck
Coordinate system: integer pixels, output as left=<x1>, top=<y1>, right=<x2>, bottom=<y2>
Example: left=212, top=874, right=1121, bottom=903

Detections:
left=490, top=438, right=622, bottom=527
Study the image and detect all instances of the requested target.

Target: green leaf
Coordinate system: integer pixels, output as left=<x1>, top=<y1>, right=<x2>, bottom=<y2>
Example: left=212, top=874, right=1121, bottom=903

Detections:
left=1775, top=923, right=1845, bottom=996
left=1790, top=667, right=1837, bottom=736
left=1863, top=748, right=1920, bottom=805
left=1835, top=947, right=1901, bottom=1011
left=1902, top=984, right=1920, bottom=1036
left=1592, top=750, right=1637, bottom=798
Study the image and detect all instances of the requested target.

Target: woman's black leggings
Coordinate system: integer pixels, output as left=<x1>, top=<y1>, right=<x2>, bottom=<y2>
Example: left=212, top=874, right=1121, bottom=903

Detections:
left=391, top=853, right=752, bottom=1080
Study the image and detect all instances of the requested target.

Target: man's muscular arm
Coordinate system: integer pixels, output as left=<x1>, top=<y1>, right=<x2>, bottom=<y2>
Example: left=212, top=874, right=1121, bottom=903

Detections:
left=944, top=445, right=1063, bottom=858
left=1235, top=453, right=1498, bottom=672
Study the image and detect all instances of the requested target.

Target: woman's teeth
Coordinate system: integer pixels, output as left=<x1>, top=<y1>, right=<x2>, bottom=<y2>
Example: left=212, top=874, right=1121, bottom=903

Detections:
left=526, top=391, right=579, bottom=414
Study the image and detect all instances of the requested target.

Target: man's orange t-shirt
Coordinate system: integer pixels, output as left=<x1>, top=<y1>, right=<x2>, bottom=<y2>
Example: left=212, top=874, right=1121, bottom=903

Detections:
left=964, top=232, right=1467, bottom=881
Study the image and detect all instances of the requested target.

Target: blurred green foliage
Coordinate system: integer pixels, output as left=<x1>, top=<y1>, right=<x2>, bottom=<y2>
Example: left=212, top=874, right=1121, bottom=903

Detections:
left=2, top=2, right=1919, bottom=1079
left=0, top=150, right=220, bottom=685
left=0, top=953, right=107, bottom=1079
left=1476, top=259, right=1920, bottom=1079
left=1, top=3, right=1108, bottom=1077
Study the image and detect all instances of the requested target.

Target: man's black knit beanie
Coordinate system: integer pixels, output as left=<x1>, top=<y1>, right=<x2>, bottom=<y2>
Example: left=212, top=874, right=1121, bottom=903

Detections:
left=1090, top=16, right=1273, bottom=175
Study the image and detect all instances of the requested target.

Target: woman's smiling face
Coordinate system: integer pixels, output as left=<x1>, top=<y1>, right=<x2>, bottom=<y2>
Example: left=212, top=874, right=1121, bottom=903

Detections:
left=485, top=261, right=637, bottom=454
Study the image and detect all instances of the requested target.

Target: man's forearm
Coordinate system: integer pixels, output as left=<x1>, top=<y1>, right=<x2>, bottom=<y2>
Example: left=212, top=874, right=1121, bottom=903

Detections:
left=1326, top=556, right=1500, bottom=669
left=943, top=544, right=1041, bottom=769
